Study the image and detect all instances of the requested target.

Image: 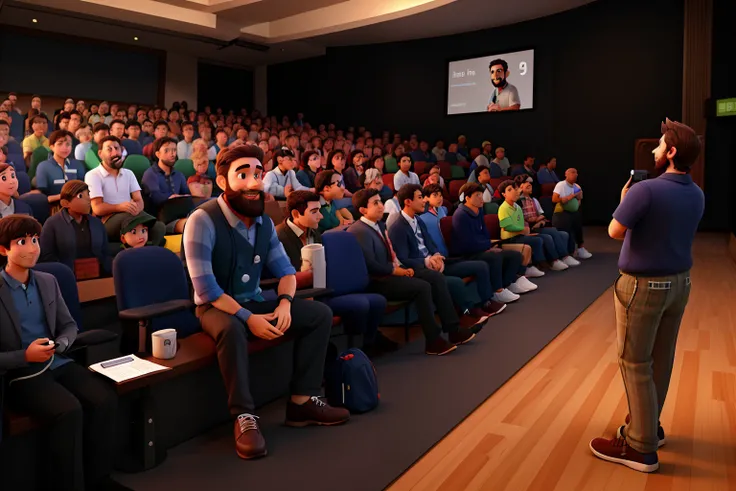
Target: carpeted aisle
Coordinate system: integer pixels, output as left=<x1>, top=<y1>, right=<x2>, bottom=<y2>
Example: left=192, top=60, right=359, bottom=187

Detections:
left=116, top=252, right=620, bottom=491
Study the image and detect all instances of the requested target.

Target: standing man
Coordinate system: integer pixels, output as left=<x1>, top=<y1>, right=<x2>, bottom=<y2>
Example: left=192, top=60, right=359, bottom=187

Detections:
left=589, top=119, right=704, bottom=473
left=487, top=59, right=521, bottom=112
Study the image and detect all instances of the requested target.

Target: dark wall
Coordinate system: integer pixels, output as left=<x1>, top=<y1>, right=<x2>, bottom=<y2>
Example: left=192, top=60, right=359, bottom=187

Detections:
left=268, top=0, right=685, bottom=225
left=0, top=29, right=162, bottom=105
left=197, top=63, right=253, bottom=113
left=707, top=0, right=736, bottom=234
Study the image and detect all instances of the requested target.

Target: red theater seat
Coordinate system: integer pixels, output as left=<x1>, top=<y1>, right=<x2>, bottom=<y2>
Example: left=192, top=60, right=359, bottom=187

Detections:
left=541, top=183, right=557, bottom=197
left=414, top=161, right=428, bottom=176
left=449, top=179, right=467, bottom=202
left=383, top=173, right=396, bottom=192
left=483, top=213, right=502, bottom=241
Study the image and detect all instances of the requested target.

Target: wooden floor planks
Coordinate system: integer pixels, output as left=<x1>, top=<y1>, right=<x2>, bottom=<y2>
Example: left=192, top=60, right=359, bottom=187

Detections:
left=388, top=232, right=736, bottom=491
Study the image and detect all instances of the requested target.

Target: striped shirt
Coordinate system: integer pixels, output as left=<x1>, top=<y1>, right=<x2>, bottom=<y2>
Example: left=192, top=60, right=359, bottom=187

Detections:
left=182, top=195, right=296, bottom=306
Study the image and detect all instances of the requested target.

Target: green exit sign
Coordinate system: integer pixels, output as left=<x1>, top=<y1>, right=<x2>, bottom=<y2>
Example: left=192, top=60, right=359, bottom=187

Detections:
left=716, top=98, right=736, bottom=117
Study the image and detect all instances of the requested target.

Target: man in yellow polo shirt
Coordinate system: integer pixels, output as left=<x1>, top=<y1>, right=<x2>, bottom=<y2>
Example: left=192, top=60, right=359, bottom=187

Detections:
left=22, top=114, right=50, bottom=163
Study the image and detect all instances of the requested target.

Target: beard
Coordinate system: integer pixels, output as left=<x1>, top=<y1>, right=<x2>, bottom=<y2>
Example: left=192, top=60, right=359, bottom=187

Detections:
left=162, top=158, right=176, bottom=168
left=491, top=77, right=507, bottom=88
left=225, top=184, right=265, bottom=217
left=108, top=156, right=124, bottom=170
left=654, top=150, right=669, bottom=170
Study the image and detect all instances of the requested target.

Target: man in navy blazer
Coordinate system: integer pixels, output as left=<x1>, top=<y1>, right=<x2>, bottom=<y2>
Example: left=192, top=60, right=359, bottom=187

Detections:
left=347, top=188, right=476, bottom=356
left=39, top=180, right=112, bottom=277
left=388, top=184, right=505, bottom=320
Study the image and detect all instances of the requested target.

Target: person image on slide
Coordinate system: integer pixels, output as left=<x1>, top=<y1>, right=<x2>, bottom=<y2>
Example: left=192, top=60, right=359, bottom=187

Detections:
left=487, top=59, right=521, bottom=112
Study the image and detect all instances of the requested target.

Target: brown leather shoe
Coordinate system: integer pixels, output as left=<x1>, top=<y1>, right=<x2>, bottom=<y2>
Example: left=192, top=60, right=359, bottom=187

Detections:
left=481, top=300, right=506, bottom=317
left=285, top=396, right=350, bottom=427
left=234, top=414, right=267, bottom=459
left=425, top=336, right=457, bottom=355
left=448, top=328, right=476, bottom=345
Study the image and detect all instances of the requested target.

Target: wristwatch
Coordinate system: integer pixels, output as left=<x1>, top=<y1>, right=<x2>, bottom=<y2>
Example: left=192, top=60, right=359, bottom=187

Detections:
left=277, top=294, right=294, bottom=304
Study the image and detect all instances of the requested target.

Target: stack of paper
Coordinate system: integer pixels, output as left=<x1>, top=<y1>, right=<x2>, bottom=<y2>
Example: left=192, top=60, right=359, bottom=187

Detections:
left=89, top=355, right=171, bottom=383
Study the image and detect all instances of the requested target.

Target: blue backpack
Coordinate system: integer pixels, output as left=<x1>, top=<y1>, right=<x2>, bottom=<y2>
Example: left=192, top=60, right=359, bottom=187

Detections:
left=325, top=348, right=380, bottom=413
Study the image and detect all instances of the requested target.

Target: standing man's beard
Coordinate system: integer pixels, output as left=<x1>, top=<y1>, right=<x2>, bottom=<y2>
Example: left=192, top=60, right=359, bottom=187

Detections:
left=491, top=77, right=507, bottom=88
left=654, top=151, right=669, bottom=170
left=225, top=184, right=265, bottom=217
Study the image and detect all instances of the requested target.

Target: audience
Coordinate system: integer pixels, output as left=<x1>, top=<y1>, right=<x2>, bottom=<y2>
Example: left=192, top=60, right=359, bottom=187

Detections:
left=263, top=147, right=308, bottom=199
left=492, top=147, right=510, bottom=176
left=314, top=170, right=353, bottom=232
left=85, top=135, right=165, bottom=245
left=537, top=157, right=560, bottom=185
left=182, top=145, right=350, bottom=460
left=0, top=214, right=119, bottom=491
left=39, top=180, right=112, bottom=277
left=469, top=140, right=492, bottom=175
left=35, top=130, right=86, bottom=201
left=176, top=121, right=196, bottom=160
left=451, top=182, right=536, bottom=302
left=119, top=213, right=157, bottom=249
left=325, top=149, right=353, bottom=198
left=22, top=115, right=50, bottom=163
left=393, top=154, right=420, bottom=192
left=141, top=137, right=192, bottom=235
left=0, top=163, right=32, bottom=217
left=73, top=124, right=93, bottom=161
left=348, top=188, right=476, bottom=356
left=276, top=190, right=397, bottom=357
left=296, top=150, right=321, bottom=189
left=552, top=168, right=592, bottom=259
left=122, top=120, right=143, bottom=155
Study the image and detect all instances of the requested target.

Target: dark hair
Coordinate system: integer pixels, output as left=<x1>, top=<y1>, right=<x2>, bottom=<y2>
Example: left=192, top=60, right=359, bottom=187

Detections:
left=287, top=190, right=320, bottom=217
left=498, top=179, right=517, bottom=196
left=301, top=150, right=318, bottom=169
left=660, top=118, right=701, bottom=171
left=58, top=111, right=71, bottom=122
left=31, top=114, right=46, bottom=125
left=214, top=128, right=227, bottom=137
left=31, top=94, right=41, bottom=101
left=366, top=154, right=384, bottom=170
left=142, top=119, right=153, bottom=126
left=60, top=180, right=88, bottom=202
left=348, top=149, right=364, bottom=167
left=423, top=183, right=443, bottom=197
left=459, top=182, right=483, bottom=202
left=181, top=121, right=194, bottom=131
left=125, top=120, right=141, bottom=130
left=49, top=129, right=73, bottom=146
left=488, top=58, right=508, bottom=71
left=0, top=215, right=42, bottom=249
left=314, top=169, right=336, bottom=194
left=154, top=120, right=170, bottom=130
left=110, top=119, right=126, bottom=129
left=98, top=135, right=121, bottom=150
left=476, top=165, right=491, bottom=178
left=352, top=188, right=380, bottom=214
left=397, top=183, right=423, bottom=209
left=92, top=122, right=110, bottom=134
left=513, top=174, right=530, bottom=186
left=215, top=144, right=264, bottom=178
left=153, top=137, right=178, bottom=155
left=397, top=152, right=414, bottom=172
left=326, top=149, right=345, bottom=170
left=273, top=147, right=295, bottom=162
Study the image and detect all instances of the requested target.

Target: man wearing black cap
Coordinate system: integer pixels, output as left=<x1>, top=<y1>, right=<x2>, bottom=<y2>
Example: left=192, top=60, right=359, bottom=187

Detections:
left=262, top=146, right=309, bottom=199
left=589, top=119, right=705, bottom=473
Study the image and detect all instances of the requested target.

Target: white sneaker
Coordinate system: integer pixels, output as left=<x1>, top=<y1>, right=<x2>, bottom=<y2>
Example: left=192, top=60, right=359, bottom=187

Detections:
left=575, top=247, right=593, bottom=260
left=509, top=276, right=538, bottom=294
left=493, top=288, right=520, bottom=303
left=563, top=256, right=581, bottom=267
left=550, top=260, right=569, bottom=271
left=525, top=265, right=545, bottom=278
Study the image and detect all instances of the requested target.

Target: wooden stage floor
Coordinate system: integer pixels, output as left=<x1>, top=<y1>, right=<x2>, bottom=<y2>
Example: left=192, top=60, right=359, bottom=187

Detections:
left=388, top=231, right=736, bottom=491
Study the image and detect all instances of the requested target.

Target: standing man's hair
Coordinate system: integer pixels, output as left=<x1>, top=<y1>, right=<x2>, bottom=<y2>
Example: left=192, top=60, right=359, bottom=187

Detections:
left=660, top=118, right=701, bottom=172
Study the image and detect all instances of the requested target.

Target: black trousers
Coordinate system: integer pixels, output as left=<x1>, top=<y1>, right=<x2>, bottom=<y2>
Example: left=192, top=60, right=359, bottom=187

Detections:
left=196, top=298, right=332, bottom=416
left=7, top=362, right=118, bottom=491
left=552, top=210, right=584, bottom=247
left=367, top=269, right=460, bottom=342
left=464, top=249, right=522, bottom=290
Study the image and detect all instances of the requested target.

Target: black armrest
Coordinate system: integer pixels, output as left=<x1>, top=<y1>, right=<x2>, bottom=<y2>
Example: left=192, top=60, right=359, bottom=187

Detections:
left=294, top=287, right=333, bottom=299
left=118, top=299, right=193, bottom=321
left=260, top=278, right=279, bottom=290
left=69, top=330, right=118, bottom=351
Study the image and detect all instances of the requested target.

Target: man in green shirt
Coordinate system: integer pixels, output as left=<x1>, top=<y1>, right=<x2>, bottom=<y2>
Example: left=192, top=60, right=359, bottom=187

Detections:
left=314, top=170, right=353, bottom=233
left=497, top=179, right=547, bottom=277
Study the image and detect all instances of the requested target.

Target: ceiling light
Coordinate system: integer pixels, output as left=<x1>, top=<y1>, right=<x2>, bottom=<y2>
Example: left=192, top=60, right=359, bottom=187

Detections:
left=32, top=18, right=38, bottom=23
left=134, top=36, right=139, bottom=41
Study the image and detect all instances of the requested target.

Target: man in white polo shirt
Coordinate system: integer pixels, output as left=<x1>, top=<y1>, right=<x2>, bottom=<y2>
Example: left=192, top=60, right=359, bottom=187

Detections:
left=85, top=135, right=165, bottom=246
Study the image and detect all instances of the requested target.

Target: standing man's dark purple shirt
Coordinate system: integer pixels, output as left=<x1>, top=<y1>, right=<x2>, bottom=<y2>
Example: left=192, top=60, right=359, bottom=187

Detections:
left=612, top=173, right=704, bottom=275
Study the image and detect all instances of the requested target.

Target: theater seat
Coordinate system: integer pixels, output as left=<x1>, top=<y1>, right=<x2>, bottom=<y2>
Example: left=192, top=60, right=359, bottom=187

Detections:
left=450, top=166, right=465, bottom=180
left=483, top=213, right=501, bottom=241
left=538, top=196, right=554, bottom=218
left=541, top=183, right=557, bottom=197
left=16, top=171, right=31, bottom=195
left=449, top=179, right=466, bottom=202
left=28, top=147, right=50, bottom=180
left=383, top=173, right=395, bottom=192
left=440, top=216, right=454, bottom=251
left=470, top=148, right=481, bottom=160
left=123, top=154, right=151, bottom=184
left=18, top=192, right=50, bottom=224
left=490, top=177, right=505, bottom=190
left=174, top=159, right=195, bottom=178
left=414, top=161, right=427, bottom=176
left=322, top=231, right=369, bottom=295
left=438, top=161, right=452, bottom=181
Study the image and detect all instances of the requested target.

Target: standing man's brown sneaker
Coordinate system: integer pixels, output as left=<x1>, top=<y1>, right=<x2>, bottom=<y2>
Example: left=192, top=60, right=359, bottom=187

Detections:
left=617, top=414, right=666, bottom=448
left=449, top=328, right=476, bottom=345
left=234, top=414, right=267, bottom=460
left=285, top=396, right=350, bottom=427
left=425, top=336, right=457, bottom=355
left=589, top=436, right=659, bottom=473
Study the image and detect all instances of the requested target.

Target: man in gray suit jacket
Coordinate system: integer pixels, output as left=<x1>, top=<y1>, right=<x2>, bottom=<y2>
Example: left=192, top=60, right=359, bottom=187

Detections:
left=0, top=215, right=119, bottom=491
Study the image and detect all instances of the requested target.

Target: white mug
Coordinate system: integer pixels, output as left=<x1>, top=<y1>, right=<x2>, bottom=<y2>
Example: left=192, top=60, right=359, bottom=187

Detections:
left=151, top=329, right=177, bottom=360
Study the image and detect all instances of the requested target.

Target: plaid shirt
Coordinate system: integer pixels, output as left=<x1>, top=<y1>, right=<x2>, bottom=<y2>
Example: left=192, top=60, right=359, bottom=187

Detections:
left=182, top=195, right=296, bottom=306
left=520, top=196, right=540, bottom=224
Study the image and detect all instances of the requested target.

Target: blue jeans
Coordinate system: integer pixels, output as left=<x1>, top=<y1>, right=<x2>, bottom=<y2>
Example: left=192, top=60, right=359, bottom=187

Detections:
left=464, top=249, right=522, bottom=290
left=508, top=235, right=546, bottom=264
left=444, top=259, right=493, bottom=305
left=537, top=227, right=570, bottom=259
left=322, top=293, right=387, bottom=344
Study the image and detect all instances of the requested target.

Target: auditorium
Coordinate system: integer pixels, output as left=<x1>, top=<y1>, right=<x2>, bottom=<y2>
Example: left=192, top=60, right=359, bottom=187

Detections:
left=0, top=0, right=734, bottom=489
